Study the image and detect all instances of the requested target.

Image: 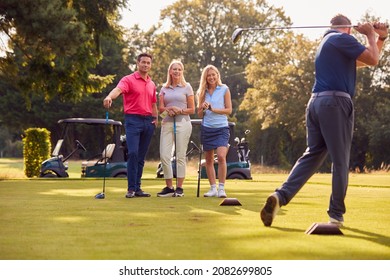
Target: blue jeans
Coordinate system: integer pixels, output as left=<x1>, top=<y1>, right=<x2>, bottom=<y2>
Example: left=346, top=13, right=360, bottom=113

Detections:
left=276, top=94, right=354, bottom=221
left=125, top=114, right=155, bottom=192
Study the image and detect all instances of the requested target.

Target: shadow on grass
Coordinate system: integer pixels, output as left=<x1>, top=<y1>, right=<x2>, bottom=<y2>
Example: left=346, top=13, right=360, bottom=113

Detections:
left=343, top=226, right=390, bottom=248
left=271, top=225, right=390, bottom=249
left=270, top=226, right=303, bottom=233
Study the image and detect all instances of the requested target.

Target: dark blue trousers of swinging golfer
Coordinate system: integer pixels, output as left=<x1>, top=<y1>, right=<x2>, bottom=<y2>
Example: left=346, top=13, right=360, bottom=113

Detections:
left=275, top=91, right=354, bottom=222
left=125, top=114, right=155, bottom=192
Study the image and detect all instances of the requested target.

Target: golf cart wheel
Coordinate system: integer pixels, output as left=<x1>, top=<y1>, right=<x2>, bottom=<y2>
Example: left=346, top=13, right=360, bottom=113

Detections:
left=114, top=173, right=127, bottom=178
left=227, top=173, right=245, bottom=179
left=41, top=172, right=58, bottom=178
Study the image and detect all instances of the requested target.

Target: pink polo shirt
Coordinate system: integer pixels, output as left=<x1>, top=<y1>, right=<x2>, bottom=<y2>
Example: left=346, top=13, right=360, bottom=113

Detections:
left=116, top=72, right=157, bottom=115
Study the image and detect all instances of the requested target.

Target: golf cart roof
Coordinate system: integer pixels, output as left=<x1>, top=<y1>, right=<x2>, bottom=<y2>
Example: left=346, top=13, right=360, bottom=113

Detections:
left=58, top=118, right=122, bottom=126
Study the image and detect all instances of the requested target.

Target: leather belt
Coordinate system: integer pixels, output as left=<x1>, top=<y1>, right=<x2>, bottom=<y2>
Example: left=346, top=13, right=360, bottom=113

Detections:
left=312, top=91, right=351, bottom=99
left=126, top=114, right=155, bottom=119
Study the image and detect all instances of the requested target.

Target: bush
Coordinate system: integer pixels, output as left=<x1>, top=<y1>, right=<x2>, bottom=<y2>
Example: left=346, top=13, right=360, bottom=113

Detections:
left=23, top=128, right=51, bottom=177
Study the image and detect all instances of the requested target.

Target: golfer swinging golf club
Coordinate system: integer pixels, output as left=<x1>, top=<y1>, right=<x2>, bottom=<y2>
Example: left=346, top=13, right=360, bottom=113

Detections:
left=260, top=14, right=388, bottom=227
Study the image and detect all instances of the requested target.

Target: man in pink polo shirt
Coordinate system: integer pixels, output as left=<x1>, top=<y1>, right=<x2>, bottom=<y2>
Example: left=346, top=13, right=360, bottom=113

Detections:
left=103, top=53, right=158, bottom=198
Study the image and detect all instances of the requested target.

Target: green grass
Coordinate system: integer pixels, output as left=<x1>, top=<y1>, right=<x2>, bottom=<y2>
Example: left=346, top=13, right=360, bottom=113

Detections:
left=0, top=158, right=25, bottom=179
left=0, top=158, right=389, bottom=260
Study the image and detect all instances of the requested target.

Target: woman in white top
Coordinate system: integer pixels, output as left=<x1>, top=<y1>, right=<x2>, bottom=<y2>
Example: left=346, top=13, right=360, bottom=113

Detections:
left=157, top=60, right=195, bottom=197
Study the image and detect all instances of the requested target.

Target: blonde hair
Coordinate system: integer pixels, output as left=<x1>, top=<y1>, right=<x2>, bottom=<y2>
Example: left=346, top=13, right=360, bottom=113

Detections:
left=163, top=60, right=187, bottom=88
left=196, top=65, right=222, bottom=106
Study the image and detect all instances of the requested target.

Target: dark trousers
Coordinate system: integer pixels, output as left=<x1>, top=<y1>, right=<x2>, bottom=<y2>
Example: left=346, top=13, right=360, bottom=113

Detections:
left=125, top=114, right=155, bottom=192
left=276, top=93, right=354, bottom=221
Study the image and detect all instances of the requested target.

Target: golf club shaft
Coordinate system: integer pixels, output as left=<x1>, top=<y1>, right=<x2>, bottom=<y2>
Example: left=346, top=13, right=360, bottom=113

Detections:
left=197, top=144, right=201, bottom=198
left=244, top=24, right=356, bottom=31
left=96, top=111, right=109, bottom=198
left=103, top=111, right=109, bottom=193
left=173, top=116, right=178, bottom=188
left=232, top=24, right=389, bottom=43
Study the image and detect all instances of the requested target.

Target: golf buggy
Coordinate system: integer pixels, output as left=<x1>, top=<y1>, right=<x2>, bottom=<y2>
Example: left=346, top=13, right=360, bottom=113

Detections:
left=40, top=118, right=128, bottom=178
left=156, top=119, right=252, bottom=180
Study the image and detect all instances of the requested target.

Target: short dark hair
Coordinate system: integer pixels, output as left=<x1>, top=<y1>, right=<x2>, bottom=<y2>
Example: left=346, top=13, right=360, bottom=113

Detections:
left=137, top=53, right=153, bottom=62
left=330, top=14, right=352, bottom=26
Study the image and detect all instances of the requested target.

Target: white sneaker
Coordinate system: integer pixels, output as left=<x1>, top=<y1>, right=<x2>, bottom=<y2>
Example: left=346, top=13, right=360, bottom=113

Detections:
left=204, top=188, right=218, bottom=197
left=329, top=217, right=344, bottom=227
left=218, top=189, right=227, bottom=198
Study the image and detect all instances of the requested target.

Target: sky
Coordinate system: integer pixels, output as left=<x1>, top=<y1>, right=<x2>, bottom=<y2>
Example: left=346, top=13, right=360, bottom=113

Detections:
left=120, top=0, right=389, bottom=40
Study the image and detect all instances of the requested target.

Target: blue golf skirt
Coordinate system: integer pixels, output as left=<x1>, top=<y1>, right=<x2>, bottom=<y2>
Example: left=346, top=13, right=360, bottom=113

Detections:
left=201, top=126, right=230, bottom=151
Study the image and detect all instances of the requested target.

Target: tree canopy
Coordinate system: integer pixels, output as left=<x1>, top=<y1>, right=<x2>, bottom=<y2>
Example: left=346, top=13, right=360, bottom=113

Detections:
left=0, top=0, right=127, bottom=107
left=150, top=0, right=290, bottom=101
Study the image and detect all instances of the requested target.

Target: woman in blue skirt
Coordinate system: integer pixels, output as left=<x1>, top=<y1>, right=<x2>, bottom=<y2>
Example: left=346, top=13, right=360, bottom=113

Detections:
left=196, top=65, right=232, bottom=198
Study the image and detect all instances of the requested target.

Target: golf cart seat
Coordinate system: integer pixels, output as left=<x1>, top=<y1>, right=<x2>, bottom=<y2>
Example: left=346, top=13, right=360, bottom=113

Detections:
left=81, top=144, right=116, bottom=167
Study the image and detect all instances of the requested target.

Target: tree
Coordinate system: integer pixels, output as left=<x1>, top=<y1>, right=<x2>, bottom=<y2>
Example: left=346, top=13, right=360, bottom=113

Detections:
left=122, top=0, right=291, bottom=159
left=353, top=45, right=390, bottom=170
left=151, top=0, right=290, bottom=106
left=0, top=32, right=131, bottom=149
left=0, top=0, right=127, bottom=106
left=239, top=32, right=316, bottom=165
left=349, top=13, right=390, bottom=170
left=0, top=1, right=132, bottom=152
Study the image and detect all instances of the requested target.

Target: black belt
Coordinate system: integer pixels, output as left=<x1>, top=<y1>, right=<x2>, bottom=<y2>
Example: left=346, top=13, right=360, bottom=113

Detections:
left=126, top=114, right=155, bottom=119
left=312, top=91, right=351, bottom=99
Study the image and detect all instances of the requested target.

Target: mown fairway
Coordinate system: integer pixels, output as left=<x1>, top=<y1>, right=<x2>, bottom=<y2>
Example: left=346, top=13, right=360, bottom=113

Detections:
left=0, top=159, right=389, bottom=260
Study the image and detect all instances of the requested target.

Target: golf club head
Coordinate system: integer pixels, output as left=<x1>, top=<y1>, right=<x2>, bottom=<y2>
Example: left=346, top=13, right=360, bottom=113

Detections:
left=232, top=28, right=244, bottom=43
left=190, top=140, right=201, bottom=152
left=95, top=192, right=105, bottom=199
